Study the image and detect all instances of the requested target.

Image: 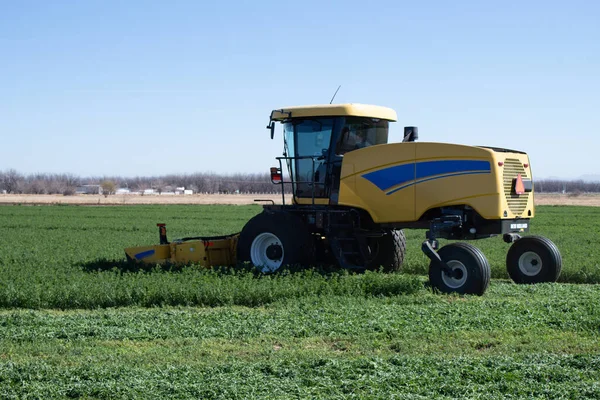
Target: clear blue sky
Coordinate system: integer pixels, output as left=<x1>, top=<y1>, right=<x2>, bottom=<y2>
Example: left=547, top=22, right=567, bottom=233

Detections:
left=1, top=0, right=598, bottom=179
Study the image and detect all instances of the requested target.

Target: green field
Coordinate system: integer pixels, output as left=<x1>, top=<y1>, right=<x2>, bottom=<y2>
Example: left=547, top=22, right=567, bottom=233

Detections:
left=1, top=205, right=599, bottom=398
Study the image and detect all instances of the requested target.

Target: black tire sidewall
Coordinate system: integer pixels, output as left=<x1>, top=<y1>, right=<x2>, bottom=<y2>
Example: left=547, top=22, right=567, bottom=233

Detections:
left=429, top=244, right=489, bottom=295
left=507, top=236, right=560, bottom=284
left=237, top=212, right=312, bottom=269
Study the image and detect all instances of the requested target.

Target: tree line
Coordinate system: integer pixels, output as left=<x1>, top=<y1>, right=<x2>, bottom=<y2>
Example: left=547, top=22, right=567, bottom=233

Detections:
left=534, top=179, right=600, bottom=194
left=0, top=169, right=286, bottom=195
left=0, top=169, right=598, bottom=195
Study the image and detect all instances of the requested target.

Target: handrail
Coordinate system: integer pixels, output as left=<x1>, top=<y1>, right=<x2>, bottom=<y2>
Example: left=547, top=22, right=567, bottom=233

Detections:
left=274, top=155, right=325, bottom=205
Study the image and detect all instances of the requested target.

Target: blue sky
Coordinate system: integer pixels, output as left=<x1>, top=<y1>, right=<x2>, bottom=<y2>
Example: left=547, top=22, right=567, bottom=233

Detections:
left=1, top=0, right=598, bottom=179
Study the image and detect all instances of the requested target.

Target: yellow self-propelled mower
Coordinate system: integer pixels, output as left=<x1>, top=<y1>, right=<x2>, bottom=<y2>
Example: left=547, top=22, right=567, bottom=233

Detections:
left=127, top=103, right=562, bottom=295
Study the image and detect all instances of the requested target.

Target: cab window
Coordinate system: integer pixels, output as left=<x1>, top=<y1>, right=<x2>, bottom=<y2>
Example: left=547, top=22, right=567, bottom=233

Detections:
left=336, top=118, right=389, bottom=155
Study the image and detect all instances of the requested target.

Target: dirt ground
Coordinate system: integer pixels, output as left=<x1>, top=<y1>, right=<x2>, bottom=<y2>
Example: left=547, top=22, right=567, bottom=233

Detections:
left=0, top=193, right=598, bottom=206
left=530, top=193, right=600, bottom=207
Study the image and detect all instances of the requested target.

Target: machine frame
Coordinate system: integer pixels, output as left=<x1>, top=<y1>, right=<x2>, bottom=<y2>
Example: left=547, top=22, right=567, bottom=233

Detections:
left=126, top=103, right=562, bottom=296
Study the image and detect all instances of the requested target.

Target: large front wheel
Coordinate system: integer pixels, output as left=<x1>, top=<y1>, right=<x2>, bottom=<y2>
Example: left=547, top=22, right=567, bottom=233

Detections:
left=237, top=212, right=314, bottom=273
left=429, top=242, right=491, bottom=295
left=365, top=230, right=406, bottom=272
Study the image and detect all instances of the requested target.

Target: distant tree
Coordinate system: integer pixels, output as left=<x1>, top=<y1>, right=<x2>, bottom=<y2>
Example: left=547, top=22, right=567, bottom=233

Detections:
left=47, top=180, right=66, bottom=194
left=65, top=173, right=79, bottom=186
left=154, top=179, right=166, bottom=194
left=63, top=174, right=79, bottom=195
left=101, top=180, right=117, bottom=197
left=22, top=177, right=48, bottom=194
left=0, top=169, right=23, bottom=193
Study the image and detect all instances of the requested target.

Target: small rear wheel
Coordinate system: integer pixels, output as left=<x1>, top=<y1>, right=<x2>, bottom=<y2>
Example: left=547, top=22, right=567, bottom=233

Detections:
left=429, top=242, right=491, bottom=295
left=506, top=235, right=562, bottom=284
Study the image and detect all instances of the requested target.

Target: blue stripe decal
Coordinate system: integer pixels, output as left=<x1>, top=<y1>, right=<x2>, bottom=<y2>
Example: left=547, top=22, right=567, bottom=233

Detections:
left=362, top=163, right=414, bottom=191
left=362, top=160, right=491, bottom=195
left=385, top=171, right=490, bottom=195
left=416, top=160, right=490, bottom=179
left=134, top=249, right=155, bottom=260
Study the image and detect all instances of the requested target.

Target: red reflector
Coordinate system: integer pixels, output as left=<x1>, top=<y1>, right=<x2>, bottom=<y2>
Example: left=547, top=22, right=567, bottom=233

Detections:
left=524, top=163, right=529, bottom=168
left=270, top=167, right=282, bottom=183
left=498, top=161, right=504, bottom=166
left=515, top=174, right=525, bottom=195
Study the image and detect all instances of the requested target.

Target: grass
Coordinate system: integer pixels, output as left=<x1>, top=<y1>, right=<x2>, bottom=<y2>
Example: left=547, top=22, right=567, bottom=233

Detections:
left=0, top=267, right=423, bottom=309
left=1, top=284, right=600, bottom=398
left=3, top=353, right=599, bottom=399
left=0, top=204, right=599, bottom=398
left=0, top=204, right=599, bottom=310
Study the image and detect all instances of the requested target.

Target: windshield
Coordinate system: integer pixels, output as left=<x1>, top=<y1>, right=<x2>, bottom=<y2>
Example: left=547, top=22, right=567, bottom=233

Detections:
left=336, top=117, right=389, bottom=154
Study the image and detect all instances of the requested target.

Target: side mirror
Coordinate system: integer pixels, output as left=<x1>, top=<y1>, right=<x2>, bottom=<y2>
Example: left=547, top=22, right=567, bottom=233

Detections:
left=403, top=126, right=418, bottom=142
left=267, top=122, right=275, bottom=139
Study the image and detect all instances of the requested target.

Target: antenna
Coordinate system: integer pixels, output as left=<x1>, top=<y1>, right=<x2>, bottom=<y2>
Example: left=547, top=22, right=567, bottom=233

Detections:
left=329, top=85, right=341, bottom=104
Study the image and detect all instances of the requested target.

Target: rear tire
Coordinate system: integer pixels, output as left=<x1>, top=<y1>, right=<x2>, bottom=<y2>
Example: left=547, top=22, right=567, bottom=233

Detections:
left=365, top=230, right=406, bottom=272
left=237, top=212, right=314, bottom=273
left=506, top=236, right=562, bottom=284
left=429, top=242, right=491, bottom=295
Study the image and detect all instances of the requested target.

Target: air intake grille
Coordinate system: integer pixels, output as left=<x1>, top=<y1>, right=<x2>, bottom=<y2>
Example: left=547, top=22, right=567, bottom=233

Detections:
left=503, top=158, right=529, bottom=216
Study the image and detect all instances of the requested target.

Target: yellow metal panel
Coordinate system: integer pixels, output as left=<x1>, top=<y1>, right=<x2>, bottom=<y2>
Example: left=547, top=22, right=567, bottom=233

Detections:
left=173, top=241, right=207, bottom=265
left=124, top=244, right=171, bottom=264
left=173, top=238, right=239, bottom=266
left=337, top=142, right=533, bottom=223
left=270, top=103, right=397, bottom=121
left=338, top=143, right=417, bottom=222
left=125, top=235, right=239, bottom=267
left=203, top=237, right=238, bottom=266
left=414, top=143, right=501, bottom=220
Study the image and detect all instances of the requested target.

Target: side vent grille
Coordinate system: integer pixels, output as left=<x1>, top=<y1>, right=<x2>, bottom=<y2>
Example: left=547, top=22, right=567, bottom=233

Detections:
left=503, top=158, right=529, bottom=216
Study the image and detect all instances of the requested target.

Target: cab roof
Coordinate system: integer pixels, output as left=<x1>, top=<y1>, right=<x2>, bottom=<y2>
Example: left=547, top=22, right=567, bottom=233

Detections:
left=270, top=103, right=397, bottom=122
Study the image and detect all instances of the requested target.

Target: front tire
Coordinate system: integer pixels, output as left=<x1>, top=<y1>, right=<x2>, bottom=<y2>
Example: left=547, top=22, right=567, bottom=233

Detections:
left=237, top=212, right=314, bottom=273
left=506, top=236, right=562, bottom=284
left=429, top=242, right=491, bottom=295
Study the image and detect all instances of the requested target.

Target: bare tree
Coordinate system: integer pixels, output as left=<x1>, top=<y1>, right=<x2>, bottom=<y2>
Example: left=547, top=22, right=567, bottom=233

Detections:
left=154, top=179, right=166, bottom=194
left=0, top=169, right=23, bottom=193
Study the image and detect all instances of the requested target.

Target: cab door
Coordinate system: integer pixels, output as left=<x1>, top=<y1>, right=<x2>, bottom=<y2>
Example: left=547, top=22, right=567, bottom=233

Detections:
left=284, top=118, right=334, bottom=199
